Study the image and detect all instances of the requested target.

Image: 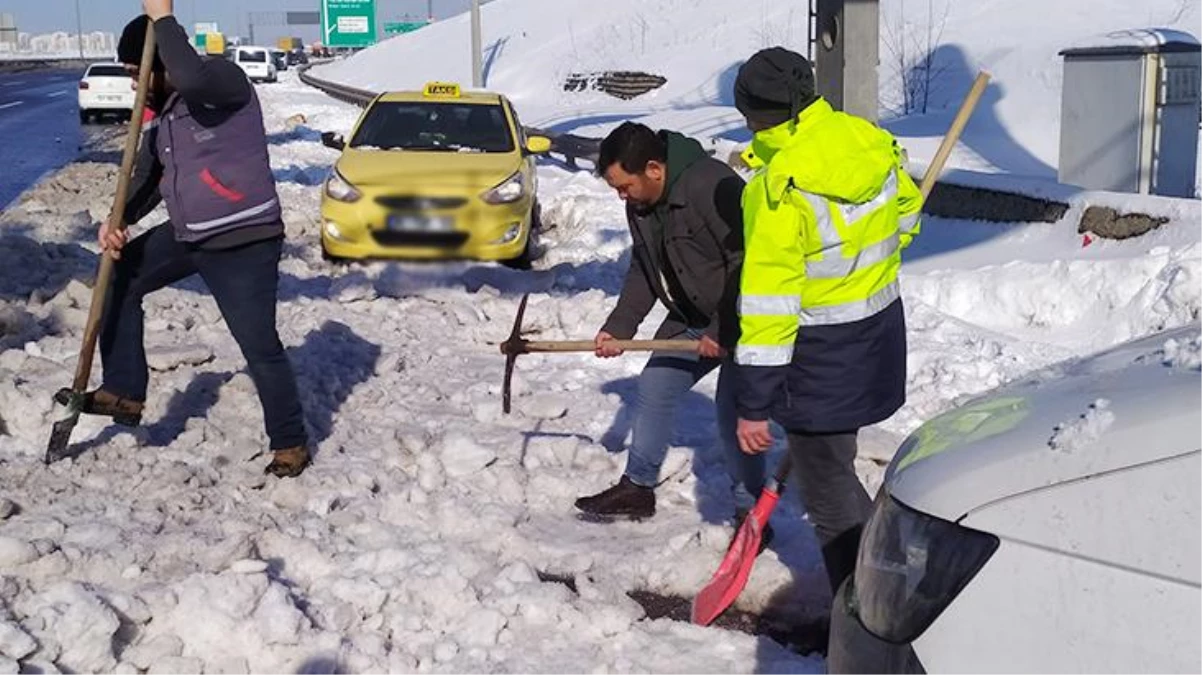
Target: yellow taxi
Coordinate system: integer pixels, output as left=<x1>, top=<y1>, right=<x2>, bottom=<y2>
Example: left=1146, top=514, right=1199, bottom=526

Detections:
left=319, top=82, right=552, bottom=267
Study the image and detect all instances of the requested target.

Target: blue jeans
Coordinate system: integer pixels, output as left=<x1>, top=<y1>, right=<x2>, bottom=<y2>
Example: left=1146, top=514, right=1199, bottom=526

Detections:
left=623, top=343, right=766, bottom=504
left=99, top=223, right=308, bottom=450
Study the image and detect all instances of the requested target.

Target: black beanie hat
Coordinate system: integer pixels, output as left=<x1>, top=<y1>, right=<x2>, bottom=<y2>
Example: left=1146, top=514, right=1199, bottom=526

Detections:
left=734, top=47, right=818, bottom=127
left=117, top=15, right=165, bottom=72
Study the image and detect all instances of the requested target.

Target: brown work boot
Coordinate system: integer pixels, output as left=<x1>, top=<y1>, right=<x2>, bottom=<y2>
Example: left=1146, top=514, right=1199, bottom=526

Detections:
left=265, top=446, right=310, bottom=478
left=58, top=388, right=144, bottom=426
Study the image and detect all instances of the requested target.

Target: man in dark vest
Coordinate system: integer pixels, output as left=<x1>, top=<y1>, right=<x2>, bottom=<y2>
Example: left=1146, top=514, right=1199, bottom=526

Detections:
left=87, top=0, right=309, bottom=477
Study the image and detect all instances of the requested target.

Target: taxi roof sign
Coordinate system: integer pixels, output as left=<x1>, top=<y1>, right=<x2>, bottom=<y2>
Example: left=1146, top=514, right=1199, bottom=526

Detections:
left=424, top=82, right=461, bottom=97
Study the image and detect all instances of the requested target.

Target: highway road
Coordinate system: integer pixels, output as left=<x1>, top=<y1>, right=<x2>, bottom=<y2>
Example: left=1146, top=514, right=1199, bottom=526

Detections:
left=0, top=67, right=120, bottom=210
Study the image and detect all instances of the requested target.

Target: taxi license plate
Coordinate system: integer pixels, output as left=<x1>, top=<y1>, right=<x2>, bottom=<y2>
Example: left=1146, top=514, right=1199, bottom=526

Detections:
left=98, top=95, right=121, bottom=102
left=387, top=215, right=452, bottom=232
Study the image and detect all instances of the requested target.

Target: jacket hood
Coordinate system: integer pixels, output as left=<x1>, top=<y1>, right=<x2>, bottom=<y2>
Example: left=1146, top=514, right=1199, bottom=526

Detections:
left=751, top=98, right=898, bottom=204
left=660, top=130, right=709, bottom=201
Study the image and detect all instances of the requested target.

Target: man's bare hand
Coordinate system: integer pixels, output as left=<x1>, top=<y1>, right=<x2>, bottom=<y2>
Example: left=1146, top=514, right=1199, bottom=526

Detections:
left=98, top=218, right=128, bottom=260
left=737, top=418, right=774, bottom=454
left=698, top=335, right=726, bottom=359
left=594, top=331, right=624, bottom=358
left=143, top=0, right=173, bottom=22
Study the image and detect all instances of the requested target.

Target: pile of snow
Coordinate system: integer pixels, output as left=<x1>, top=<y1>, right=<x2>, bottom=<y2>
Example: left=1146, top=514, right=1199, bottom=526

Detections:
left=0, top=74, right=830, bottom=674
left=1, top=0, right=1200, bottom=665
left=1048, top=398, right=1116, bottom=453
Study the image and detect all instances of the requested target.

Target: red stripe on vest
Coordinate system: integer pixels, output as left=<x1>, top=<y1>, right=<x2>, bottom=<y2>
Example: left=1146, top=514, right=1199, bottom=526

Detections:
left=200, top=168, right=246, bottom=202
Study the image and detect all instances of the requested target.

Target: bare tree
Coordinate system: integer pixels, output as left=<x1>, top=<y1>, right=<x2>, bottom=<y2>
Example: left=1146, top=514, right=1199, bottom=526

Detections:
left=1155, top=0, right=1190, bottom=25
left=882, top=0, right=952, bottom=116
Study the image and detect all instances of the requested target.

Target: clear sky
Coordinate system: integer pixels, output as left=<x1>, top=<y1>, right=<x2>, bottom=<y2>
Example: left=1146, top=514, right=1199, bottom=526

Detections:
left=2, top=0, right=481, bottom=45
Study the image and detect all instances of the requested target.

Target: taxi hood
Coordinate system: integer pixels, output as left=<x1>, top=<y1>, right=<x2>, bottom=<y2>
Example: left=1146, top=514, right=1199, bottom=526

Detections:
left=885, top=324, right=1202, bottom=521
left=337, top=149, right=521, bottom=191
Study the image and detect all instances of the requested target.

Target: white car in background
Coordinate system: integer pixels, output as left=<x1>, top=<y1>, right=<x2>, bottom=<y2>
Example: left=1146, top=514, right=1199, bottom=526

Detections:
left=829, top=324, right=1201, bottom=673
left=231, top=46, right=277, bottom=83
left=77, top=62, right=135, bottom=124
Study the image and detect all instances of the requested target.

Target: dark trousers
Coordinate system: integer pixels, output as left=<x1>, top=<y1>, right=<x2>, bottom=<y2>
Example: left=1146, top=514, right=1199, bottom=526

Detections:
left=99, top=223, right=307, bottom=450
left=787, top=429, right=873, bottom=592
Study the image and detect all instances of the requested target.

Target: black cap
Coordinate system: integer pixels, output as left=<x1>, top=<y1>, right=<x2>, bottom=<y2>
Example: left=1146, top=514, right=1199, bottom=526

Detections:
left=734, top=47, right=818, bottom=127
left=117, top=15, right=165, bottom=72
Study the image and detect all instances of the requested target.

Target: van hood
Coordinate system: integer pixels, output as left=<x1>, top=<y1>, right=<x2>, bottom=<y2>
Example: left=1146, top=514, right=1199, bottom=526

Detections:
left=885, top=324, right=1202, bottom=520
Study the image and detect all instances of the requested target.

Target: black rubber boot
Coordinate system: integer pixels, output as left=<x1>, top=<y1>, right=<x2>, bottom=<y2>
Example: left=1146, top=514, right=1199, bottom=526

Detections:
left=820, top=525, right=865, bottom=593
left=574, top=475, right=656, bottom=522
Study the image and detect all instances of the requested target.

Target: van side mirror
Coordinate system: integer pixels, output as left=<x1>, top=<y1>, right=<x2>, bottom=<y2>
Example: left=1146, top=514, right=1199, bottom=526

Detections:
left=321, top=131, right=345, bottom=151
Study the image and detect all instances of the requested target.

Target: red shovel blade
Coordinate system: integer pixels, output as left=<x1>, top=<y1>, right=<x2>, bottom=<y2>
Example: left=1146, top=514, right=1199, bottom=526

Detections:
left=690, top=486, right=782, bottom=626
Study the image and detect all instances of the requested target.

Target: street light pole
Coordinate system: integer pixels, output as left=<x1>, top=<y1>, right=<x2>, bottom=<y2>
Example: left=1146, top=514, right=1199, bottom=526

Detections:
left=74, top=0, right=84, bottom=60
left=470, top=0, right=482, bottom=87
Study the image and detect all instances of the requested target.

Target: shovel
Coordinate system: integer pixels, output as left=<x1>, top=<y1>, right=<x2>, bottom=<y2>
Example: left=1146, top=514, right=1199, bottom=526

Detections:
left=691, top=453, right=792, bottom=626
left=690, top=70, right=993, bottom=626
left=45, top=23, right=157, bottom=464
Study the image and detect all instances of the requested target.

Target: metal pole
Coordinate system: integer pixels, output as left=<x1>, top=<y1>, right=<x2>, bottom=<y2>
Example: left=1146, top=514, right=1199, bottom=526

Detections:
left=470, top=0, right=482, bottom=87
left=74, top=0, right=84, bottom=59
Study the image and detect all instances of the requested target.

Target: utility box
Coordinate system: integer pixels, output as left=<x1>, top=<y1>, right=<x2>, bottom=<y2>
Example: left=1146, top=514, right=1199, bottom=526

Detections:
left=1059, top=29, right=1201, bottom=198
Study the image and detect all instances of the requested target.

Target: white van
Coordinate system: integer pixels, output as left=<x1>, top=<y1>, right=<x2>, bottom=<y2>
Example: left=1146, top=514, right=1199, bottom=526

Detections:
left=232, top=46, right=277, bottom=84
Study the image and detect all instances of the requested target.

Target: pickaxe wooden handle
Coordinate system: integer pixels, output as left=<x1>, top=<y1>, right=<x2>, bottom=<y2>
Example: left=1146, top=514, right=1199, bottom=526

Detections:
left=503, top=339, right=699, bottom=354
left=499, top=293, right=702, bottom=414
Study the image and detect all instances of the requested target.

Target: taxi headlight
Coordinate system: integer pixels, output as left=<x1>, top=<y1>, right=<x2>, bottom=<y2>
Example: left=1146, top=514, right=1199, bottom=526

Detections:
left=325, top=169, right=361, bottom=203
left=482, top=171, right=525, bottom=205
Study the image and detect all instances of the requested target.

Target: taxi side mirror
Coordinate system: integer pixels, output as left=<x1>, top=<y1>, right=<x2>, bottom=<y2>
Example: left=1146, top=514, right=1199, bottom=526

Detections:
left=524, top=135, right=552, bottom=155
left=321, top=131, right=346, bottom=151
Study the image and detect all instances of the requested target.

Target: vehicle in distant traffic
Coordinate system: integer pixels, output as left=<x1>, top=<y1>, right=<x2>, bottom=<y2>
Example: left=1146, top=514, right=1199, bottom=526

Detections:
left=286, top=48, right=308, bottom=66
left=78, top=62, right=135, bottom=124
left=231, top=46, right=277, bottom=83
left=318, top=81, right=552, bottom=268
left=269, top=48, right=288, bottom=72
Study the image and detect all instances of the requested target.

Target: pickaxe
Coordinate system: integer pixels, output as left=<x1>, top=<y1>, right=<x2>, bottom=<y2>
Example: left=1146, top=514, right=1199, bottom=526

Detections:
left=499, top=293, right=700, bottom=414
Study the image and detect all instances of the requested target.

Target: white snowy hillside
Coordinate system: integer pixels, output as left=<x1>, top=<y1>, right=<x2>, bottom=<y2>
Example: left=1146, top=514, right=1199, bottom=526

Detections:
left=313, top=0, right=1202, bottom=180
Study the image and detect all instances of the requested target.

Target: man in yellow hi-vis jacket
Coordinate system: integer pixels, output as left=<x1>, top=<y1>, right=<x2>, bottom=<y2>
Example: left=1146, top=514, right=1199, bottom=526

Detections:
left=731, top=47, right=922, bottom=594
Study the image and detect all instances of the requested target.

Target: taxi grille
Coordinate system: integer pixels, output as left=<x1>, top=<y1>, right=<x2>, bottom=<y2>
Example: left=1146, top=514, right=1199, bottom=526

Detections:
left=375, top=196, right=468, bottom=210
left=372, top=230, right=469, bottom=248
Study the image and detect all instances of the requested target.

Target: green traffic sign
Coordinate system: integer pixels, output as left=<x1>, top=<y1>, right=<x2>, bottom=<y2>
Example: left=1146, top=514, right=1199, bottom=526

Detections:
left=320, top=0, right=377, bottom=48
left=383, top=22, right=425, bottom=35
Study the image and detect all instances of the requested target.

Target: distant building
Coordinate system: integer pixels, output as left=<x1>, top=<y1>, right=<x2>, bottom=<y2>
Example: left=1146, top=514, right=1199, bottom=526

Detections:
left=20, top=29, right=115, bottom=56
left=0, top=12, right=18, bottom=48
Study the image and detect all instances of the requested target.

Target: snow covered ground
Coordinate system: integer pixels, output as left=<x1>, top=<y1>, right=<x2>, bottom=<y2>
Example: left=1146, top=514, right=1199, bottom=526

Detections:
left=0, top=67, right=1196, bottom=674
left=1, top=0, right=1200, bottom=670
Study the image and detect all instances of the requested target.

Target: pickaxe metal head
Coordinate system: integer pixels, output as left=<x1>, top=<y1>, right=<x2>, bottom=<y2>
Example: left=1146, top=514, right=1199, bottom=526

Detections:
left=499, top=293, right=530, bottom=414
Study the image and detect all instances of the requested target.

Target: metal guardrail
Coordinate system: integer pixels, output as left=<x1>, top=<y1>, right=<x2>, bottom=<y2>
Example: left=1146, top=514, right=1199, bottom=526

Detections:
left=297, top=63, right=601, bottom=167
left=0, top=56, right=100, bottom=71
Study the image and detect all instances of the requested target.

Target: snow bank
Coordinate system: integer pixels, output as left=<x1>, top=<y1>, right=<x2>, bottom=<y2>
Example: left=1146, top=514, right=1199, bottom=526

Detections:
left=0, top=73, right=828, bottom=674
left=313, top=0, right=1201, bottom=179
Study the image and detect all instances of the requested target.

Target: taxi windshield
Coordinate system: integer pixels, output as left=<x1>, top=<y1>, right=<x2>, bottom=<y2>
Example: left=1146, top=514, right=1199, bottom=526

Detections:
left=349, top=102, right=515, bottom=153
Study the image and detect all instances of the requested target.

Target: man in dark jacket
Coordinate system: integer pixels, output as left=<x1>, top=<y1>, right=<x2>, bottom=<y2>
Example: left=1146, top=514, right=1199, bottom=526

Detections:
left=574, top=122, right=766, bottom=524
left=85, top=0, right=309, bottom=477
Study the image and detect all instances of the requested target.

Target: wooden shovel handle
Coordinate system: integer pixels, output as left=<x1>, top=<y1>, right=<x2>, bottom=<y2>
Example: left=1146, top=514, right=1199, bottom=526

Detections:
left=918, top=71, right=990, bottom=199
left=70, top=24, right=157, bottom=391
left=521, top=340, right=701, bottom=353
